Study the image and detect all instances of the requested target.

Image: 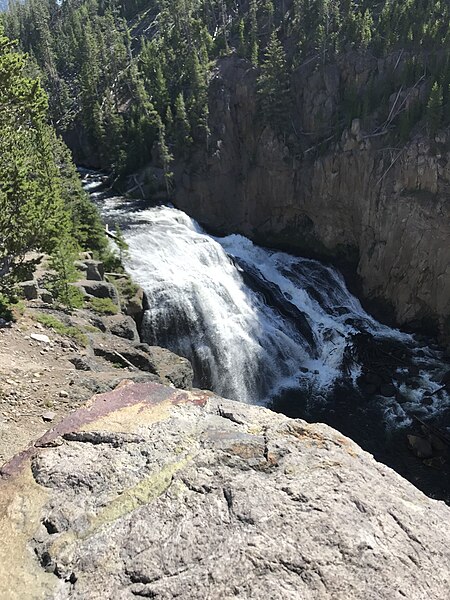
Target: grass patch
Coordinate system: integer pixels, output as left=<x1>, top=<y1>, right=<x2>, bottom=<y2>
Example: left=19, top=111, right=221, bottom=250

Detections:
left=87, top=297, right=119, bottom=315
left=116, top=278, right=139, bottom=302
left=33, top=313, right=88, bottom=346
left=107, top=274, right=140, bottom=306
left=83, top=324, right=101, bottom=333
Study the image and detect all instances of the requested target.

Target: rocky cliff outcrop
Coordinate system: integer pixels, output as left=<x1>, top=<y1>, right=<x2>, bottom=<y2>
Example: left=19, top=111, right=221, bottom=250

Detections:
left=175, top=54, right=450, bottom=339
left=1, top=381, right=450, bottom=599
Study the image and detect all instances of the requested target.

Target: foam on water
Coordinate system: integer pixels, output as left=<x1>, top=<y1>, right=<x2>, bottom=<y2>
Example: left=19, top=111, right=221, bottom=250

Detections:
left=90, top=187, right=449, bottom=428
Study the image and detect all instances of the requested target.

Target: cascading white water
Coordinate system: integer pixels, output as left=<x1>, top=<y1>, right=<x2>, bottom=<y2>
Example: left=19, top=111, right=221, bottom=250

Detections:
left=95, top=193, right=449, bottom=428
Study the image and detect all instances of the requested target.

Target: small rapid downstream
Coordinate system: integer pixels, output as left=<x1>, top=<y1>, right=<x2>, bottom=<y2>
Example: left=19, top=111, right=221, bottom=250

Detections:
left=85, top=173, right=450, bottom=500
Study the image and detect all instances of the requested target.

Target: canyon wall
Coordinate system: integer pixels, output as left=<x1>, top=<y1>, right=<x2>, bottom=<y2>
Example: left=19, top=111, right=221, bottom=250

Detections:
left=175, top=54, right=450, bottom=339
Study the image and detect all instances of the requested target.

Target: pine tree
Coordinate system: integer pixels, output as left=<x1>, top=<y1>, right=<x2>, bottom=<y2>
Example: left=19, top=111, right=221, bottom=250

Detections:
left=174, top=93, right=192, bottom=152
left=426, top=81, right=443, bottom=135
left=237, top=18, right=245, bottom=57
left=156, top=118, right=173, bottom=196
left=0, top=25, right=66, bottom=280
left=257, top=31, right=291, bottom=133
left=249, top=0, right=259, bottom=65
left=0, top=23, right=107, bottom=303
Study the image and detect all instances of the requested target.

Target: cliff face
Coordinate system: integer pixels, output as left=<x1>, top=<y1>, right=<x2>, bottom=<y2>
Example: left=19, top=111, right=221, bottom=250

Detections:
left=175, top=54, right=450, bottom=338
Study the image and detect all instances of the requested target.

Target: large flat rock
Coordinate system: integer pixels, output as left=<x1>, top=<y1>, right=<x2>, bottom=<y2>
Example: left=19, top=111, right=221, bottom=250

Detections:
left=1, top=381, right=449, bottom=599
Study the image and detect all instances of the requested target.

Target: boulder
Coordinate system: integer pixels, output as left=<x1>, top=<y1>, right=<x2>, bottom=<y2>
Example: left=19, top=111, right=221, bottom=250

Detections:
left=69, top=356, right=96, bottom=371
left=364, top=372, right=383, bottom=387
left=18, top=280, right=38, bottom=300
left=73, top=260, right=88, bottom=275
left=124, top=286, right=145, bottom=319
left=143, top=345, right=193, bottom=389
left=74, top=280, right=120, bottom=306
left=74, top=260, right=105, bottom=282
left=407, top=435, right=434, bottom=459
left=101, top=314, right=139, bottom=342
left=380, top=383, right=396, bottom=397
left=38, top=289, right=53, bottom=304
left=84, top=259, right=104, bottom=281
left=30, top=333, right=50, bottom=344
left=91, top=340, right=158, bottom=373
left=1, top=383, right=450, bottom=599
left=90, top=339, right=193, bottom=388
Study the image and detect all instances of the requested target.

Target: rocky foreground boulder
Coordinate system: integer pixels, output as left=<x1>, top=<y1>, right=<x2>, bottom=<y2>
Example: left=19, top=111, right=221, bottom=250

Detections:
left=1, top=382, right=450, bottom=599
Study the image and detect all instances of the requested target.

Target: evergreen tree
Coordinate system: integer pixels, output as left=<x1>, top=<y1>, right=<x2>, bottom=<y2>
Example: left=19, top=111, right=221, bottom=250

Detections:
left=0, top=24, right=65, bottom=279
left=0, top=23, right=107, bottom=302
left=237, top=18, right=245, bottom=57
left=249, top=0, right=259, bottom=66
left=257, top=31, right=291, bottom=133
left=426, top=81, right=443, bottom=135
left=174, top=92, right=192, bottom=152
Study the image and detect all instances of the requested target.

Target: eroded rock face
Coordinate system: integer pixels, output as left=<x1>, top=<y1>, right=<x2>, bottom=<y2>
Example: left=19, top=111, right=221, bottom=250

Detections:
left=175, top=54, right=450, bottom=338
left=1, top=382, right=449, bottom=599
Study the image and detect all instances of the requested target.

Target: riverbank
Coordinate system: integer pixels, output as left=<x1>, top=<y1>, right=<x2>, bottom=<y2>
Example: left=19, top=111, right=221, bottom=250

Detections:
left=0, top=253, right=193, bottom=465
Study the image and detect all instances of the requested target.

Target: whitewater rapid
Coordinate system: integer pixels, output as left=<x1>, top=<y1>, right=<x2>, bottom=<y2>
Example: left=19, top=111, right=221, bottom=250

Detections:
left=94, top=193, right=449, bottom=429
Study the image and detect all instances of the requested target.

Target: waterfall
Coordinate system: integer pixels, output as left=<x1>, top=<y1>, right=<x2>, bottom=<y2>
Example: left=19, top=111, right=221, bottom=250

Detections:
left=95, top=193, right=449, bottom=432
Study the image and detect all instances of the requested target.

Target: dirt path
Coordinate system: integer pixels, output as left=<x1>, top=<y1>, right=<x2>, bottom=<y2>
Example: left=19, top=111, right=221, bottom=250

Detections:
left=0, top=313, right=94, bottom=463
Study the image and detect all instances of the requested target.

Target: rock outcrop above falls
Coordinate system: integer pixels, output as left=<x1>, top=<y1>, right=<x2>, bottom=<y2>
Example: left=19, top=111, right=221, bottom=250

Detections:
left=1, top=381, right=450, bottom=599
left=175, top=54, right=450, bottom=339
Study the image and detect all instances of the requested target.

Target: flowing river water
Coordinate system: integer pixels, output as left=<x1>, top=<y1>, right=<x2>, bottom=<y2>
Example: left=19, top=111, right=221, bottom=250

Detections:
left=84, top=173, right=450, bottom=501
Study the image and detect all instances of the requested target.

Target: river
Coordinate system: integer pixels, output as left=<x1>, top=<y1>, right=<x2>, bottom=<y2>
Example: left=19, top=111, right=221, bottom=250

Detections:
left=84, top=172, right=450, bottom=501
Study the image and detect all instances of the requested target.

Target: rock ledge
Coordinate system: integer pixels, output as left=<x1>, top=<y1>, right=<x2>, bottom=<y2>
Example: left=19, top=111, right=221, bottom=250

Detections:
left=1, top=382, right=449, bottom=599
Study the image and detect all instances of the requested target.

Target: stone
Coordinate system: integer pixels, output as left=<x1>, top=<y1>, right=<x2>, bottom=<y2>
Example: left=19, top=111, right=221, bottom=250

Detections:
left=69, top=357, right=95, bottom=371
left=74, top=280, right=120, bottom=305
left=73, top=260, right=88, bottom=274
left=101, top=314, right=139, bottom=342
left=407, top=435, right=434, bottom=459
left=74, top=259, right=104, bottom=281
left=38, top=289, right=53, bottom=304
left=92, top=341, right=158, bottom=373
left=1, top=382, right=450, bottom=599
left=59, top=390, right=69, bottom=398
left=360, top=383, right=377, bottom=395
left=84, top=259, right=105, bottom=281
left=18, top=281, right=38, bottom=300
left=30, top=333, right=50, bottom=344
left=143, top=345, right=194, bottom=389
left=124, top=286, right=145, bottom=319
left=41, top=411, right=56, bottom=422
left=380, top=383, right=396, bottom=397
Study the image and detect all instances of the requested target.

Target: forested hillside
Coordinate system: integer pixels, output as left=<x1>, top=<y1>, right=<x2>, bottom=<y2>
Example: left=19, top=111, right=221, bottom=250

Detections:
left=3, top=0, right=450, bottom=179
left=0, top=22, right=106, bottom=308
left=2, top=0, right=450, bottom=333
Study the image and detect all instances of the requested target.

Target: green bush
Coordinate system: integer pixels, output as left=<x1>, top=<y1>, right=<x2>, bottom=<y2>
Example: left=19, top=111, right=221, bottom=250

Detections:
left=0, top=293, right=14, bottom=321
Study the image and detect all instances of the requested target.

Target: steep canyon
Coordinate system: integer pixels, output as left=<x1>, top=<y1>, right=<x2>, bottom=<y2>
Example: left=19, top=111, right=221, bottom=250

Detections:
left=175, top=53, right=450, bottom=340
